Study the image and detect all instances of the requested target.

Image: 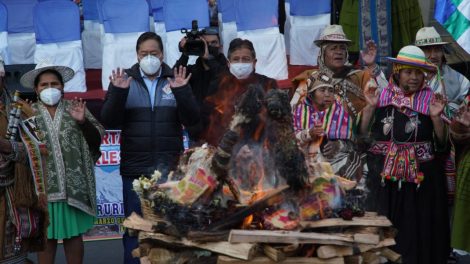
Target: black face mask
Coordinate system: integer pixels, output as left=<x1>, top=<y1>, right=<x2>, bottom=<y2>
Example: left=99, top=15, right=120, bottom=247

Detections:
left=208, top=46, right=220, bottom=57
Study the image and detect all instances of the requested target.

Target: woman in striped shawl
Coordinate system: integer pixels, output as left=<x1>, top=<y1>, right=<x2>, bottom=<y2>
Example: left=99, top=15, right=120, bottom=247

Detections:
left=293, top=71, right=369, bottom=183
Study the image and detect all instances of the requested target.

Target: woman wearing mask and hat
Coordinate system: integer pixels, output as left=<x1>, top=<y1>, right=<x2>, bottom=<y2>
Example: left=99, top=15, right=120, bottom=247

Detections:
left=415, top=26, right=469, bottom=117
left=19, top=61, right=104, bottom=264
left=360, top=45, right=450, bottom=264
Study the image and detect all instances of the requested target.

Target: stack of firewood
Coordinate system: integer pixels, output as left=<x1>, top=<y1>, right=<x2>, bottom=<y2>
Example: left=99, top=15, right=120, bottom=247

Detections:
left=123, top=212, right=401, bottom=264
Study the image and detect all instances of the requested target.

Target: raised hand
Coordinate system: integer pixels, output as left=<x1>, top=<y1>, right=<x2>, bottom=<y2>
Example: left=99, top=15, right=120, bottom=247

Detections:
left=364, top=79, right=379, bottom=107
left=167, top=66, right=192, bottom=88
left=68, top=97, right=86, bottom=124
left=455, top=105, right=470, bottom=127
left=360, top=40, right=378, bottom=67
left=109, top=67, right=132, bottom=89
left=430, top=93, right=446, bottom=117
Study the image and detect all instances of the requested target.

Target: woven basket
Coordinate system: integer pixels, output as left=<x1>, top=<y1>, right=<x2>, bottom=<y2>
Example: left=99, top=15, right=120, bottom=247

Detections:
left=140, top=199, right=164, bottom=223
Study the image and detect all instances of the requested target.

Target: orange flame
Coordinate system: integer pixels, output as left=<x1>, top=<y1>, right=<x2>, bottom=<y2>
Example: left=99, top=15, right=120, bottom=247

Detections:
left=242, top=214, right=254, bottom=229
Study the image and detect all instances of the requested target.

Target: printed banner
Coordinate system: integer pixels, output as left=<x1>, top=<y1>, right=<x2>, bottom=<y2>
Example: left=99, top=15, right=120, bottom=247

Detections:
left=84, top=130, right=124, bottom=241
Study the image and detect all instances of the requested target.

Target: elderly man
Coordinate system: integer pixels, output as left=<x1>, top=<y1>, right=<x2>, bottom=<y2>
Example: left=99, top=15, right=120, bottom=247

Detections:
left=291, top=25, right=387, bottom=112
left=415, top=26, right=470, bottom=116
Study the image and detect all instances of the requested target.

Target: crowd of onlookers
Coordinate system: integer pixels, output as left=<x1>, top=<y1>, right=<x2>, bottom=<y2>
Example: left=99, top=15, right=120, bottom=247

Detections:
left=0, top=10, right=469, bottom=263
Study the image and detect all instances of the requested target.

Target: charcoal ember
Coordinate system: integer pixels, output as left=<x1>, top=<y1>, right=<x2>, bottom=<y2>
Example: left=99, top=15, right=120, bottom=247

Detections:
left=151, top=195, right=227, bottom=235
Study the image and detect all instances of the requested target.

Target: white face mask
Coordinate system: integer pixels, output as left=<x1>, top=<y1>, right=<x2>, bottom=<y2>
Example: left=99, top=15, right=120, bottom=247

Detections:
left=139, top=55, right=161, bottom=75
left=39, top=87, right=62, bottom=106
left=230, top=63, right=254, bottom=79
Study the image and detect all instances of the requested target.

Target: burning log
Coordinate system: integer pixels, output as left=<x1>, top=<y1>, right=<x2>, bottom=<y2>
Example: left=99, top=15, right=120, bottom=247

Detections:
left=208, top=185, right=289, bottom=231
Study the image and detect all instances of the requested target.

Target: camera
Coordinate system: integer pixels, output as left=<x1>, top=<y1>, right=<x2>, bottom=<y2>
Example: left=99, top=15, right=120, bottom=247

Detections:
left=180, top=20, right=206, bottom=56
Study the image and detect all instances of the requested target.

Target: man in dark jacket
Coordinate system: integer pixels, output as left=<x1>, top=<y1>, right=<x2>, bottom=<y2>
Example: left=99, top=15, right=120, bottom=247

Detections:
left=173, top=27, right=227, bottom=142
left=100, top=32, right=199, bottom=264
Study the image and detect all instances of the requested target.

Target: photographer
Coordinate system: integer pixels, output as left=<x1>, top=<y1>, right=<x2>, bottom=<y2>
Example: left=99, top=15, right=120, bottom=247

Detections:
left=174, top=26, right=227, bottom=142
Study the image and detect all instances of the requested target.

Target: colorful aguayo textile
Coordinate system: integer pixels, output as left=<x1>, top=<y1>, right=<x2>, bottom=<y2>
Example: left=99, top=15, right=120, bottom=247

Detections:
left=293, top=101, right=355, bottom=140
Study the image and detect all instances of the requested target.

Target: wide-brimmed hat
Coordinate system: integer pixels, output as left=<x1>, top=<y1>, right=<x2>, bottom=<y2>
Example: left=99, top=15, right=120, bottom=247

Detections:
left=415, top=27, right=449, bottom=47
left=20, top=59, right=74, bottom=89
left=386, top=45, right=436, bottom=72
left=314, top=25, right=352, bottom=47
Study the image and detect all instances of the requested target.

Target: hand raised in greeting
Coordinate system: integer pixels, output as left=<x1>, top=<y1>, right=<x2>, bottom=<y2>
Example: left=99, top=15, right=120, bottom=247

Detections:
left=167, top=66, right=192, bottom=88
left=109, top=67, right=132, bottom=89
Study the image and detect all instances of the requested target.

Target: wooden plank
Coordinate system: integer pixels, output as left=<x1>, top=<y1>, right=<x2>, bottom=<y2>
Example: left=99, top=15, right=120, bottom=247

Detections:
left=217, top=256, right=345, bottom=264
left=229, top=230, right=354, bottom=246
left=123, top=212, right=170, bottom=232
left=131, top=248, right=141, bottom=258
left=140, top=256, right=151, bottom=264
left=281, top=244, right=300, bottom=257
left=263, top=245, right=286, bottom=262
left=379, top=248, right=401, bottom=263
left=187, top=230, right=229, bottom=242
left=317, top=246, right=354, bottom=259
left=138, top=242, right=153, bottom=257
left=353, top=234, right=380, bottom=245
left=318, top=237, right=396, bottom=258
left=356, top=238, right=396, bottom=253
left=147, top=248, right=175, bottom=264
left=139, top=231, right=257, bottom=260
left=344, top=256, right=363, bottom=264
left=361, top=252, right=380, bottom=264
left=229, top=230, right=353, bottom=245
left=300, top=216, right=392, bottom=229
